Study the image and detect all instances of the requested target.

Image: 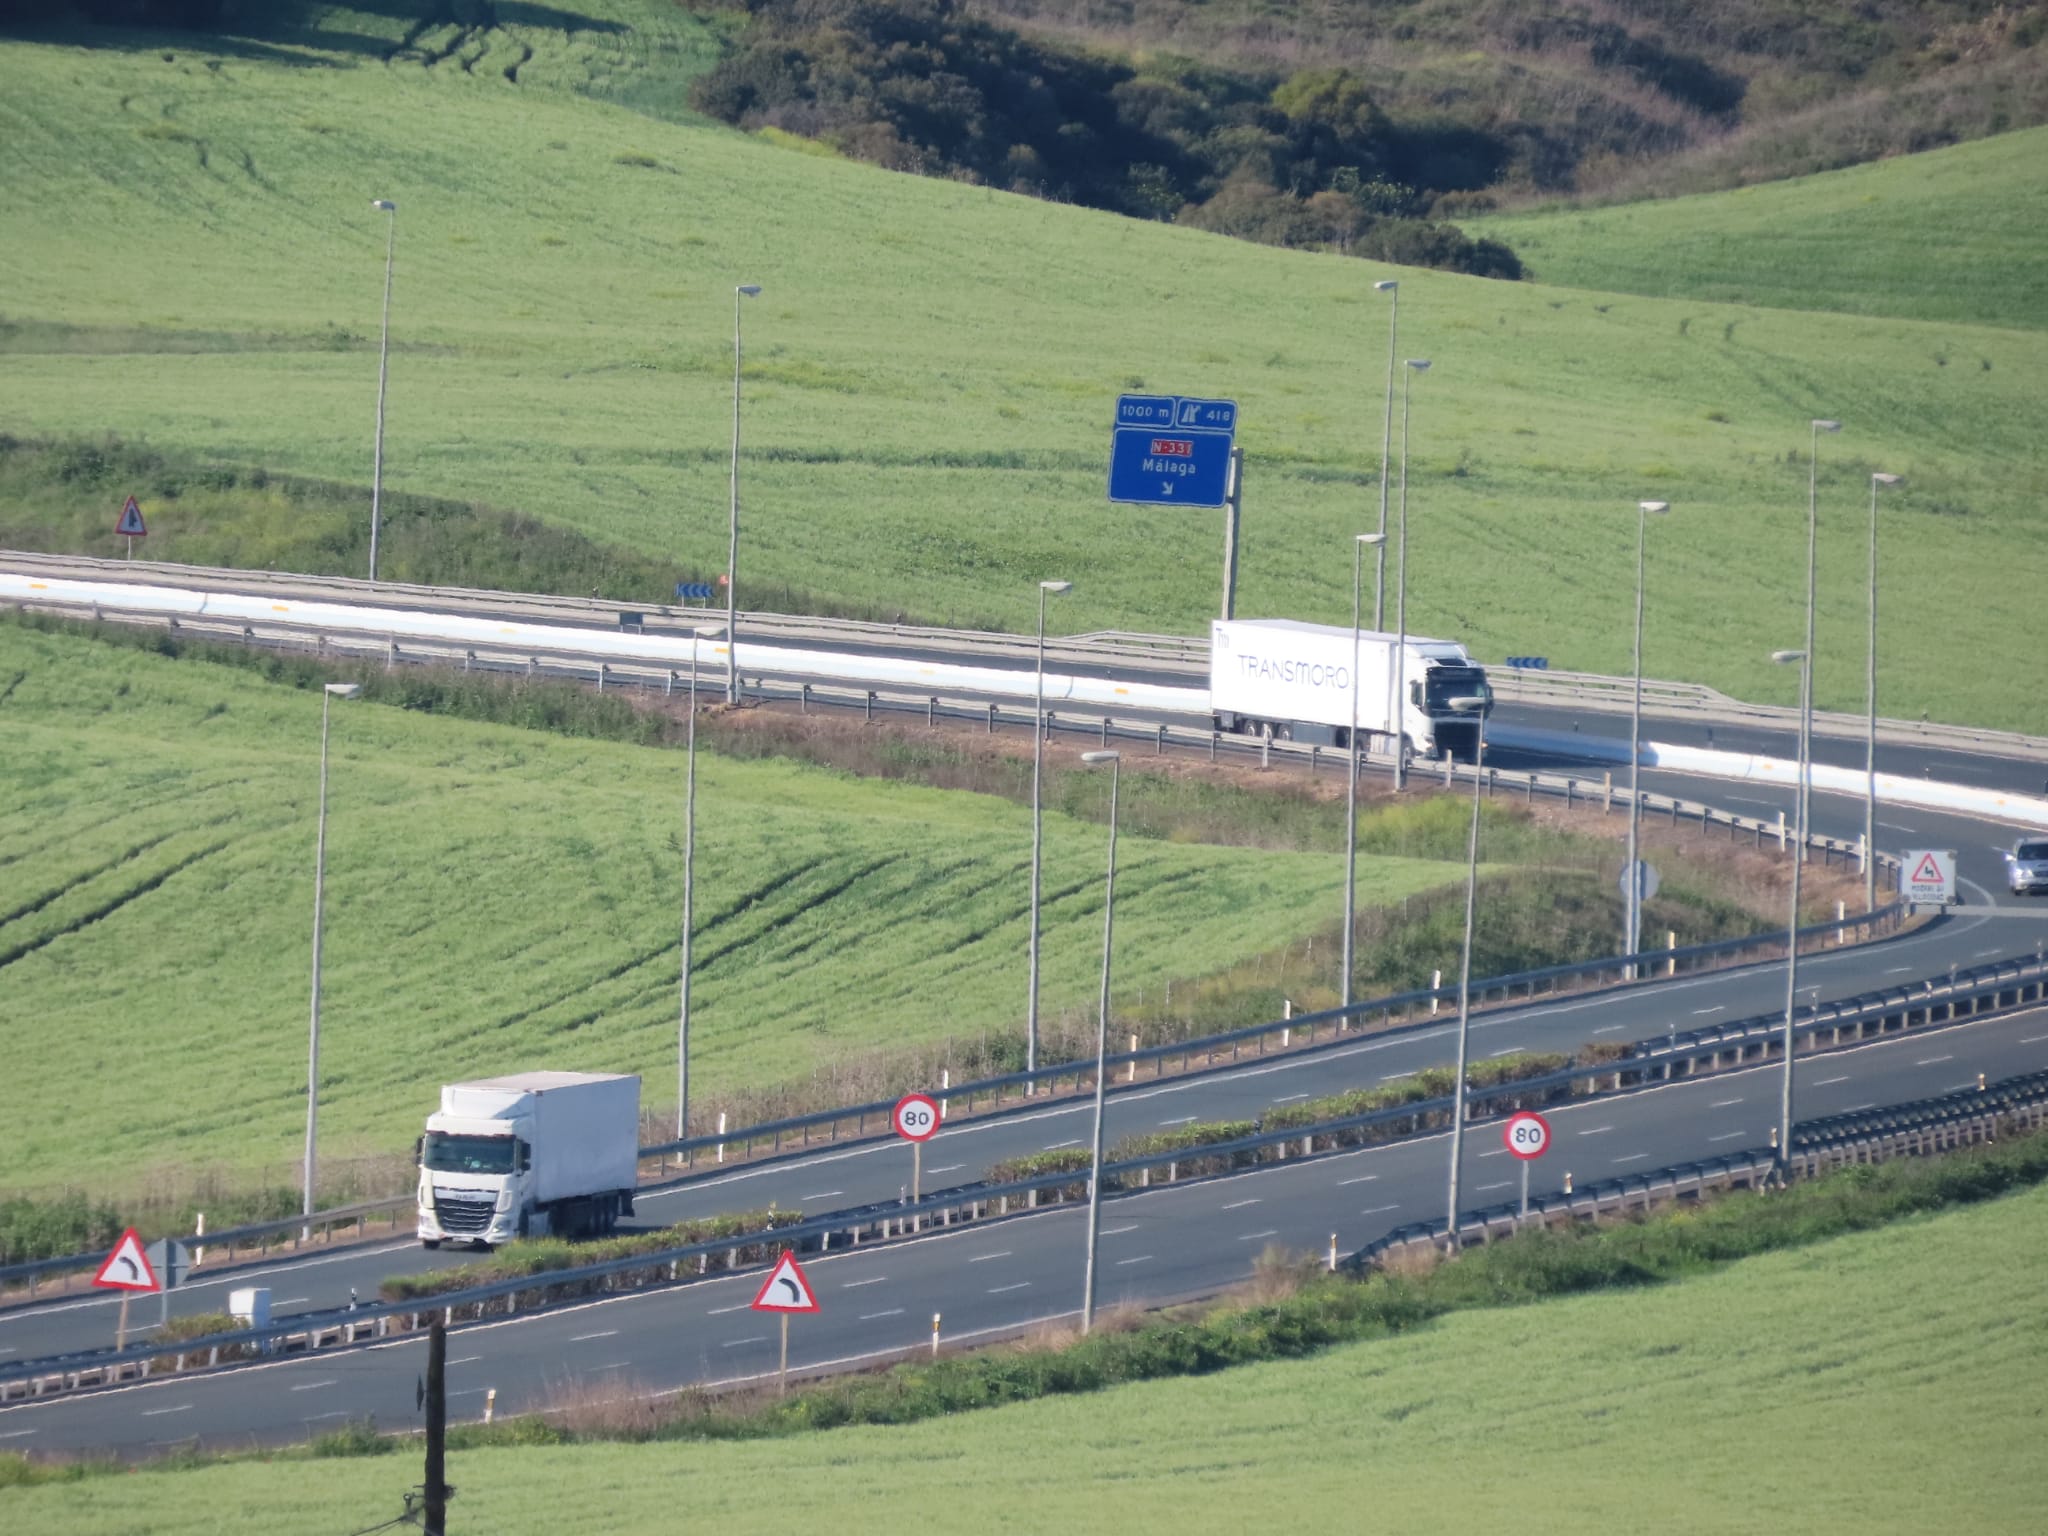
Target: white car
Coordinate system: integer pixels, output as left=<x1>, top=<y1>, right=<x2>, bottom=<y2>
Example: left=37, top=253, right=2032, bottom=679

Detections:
left=2007, top=839, right=2048, bottom=896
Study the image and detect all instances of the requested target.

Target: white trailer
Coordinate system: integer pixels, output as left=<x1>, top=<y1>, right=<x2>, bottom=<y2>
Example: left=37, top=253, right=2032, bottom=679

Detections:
left=416, top=1071, right=640, bottom=1249
left=1210, top=618, right=1492, bottom=762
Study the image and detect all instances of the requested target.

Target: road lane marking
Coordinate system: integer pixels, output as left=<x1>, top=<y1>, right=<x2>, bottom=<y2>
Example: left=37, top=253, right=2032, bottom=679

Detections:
left=2022, top=1034, right=2048, bottom=1044
left=1378, top=1072, right=1413, bottom=1082
left=570, top=1330, right=618, bottom=1343
left=1692, top=1006, right=1725, bottom=1016
left=1612, top=1153, right=1649, bottom=1165
left=800, top=1190, right=844, bottom=1201
left=275, top=1297, right=310, bottom=1306
left=1488, top=1047, right=1522, bottom=1058
left=447, top=1355, right=482, bottom=1366
left=707, top=1303, right=750, bottom=1315
left=927, top=1164, right=963, bottom=1175
left=1158, top=1115, right=1198, bottom=1126
left=288, top=1379, right=338, bottom=1392
left=0, top=1429, right=37, bottom=1439
left=1477, top=1149, right=1506, bottom=1159
left=1361, top=1203, right=1401, bottom=1216
left=1114, top=1255, right=1153, bottom=1267
left=1813, top=1075, right=1850, bottom=1087
left=1710, top=1098, right=1743, bottom=1108
left=1709, top=1131, right=1746, bottom=1142
left=1592, top=1025, right=1625, bottom=1034
left=1236, top=1230, right=1280, bottom=1242
left=1847, top=1103, right=1876, bottom=1112
left=840, top=1276, right=887, bottom=1289
left=1880, top=821, right=1917, bottom=832
left=1221, top=1198, right=1261, bottom=1211
left=1338, top=1175, right=1379, bottom=1186
left=1916, top=1055, right=1954, bottom=1066
left=988, top=1282, right=1031, bottom=1294
left=859, top=1309, right=905, bottom=1321
left=1477, top=1181, right=1511, bottom=1192
left=302, top=1411, right=353, bottom=1421
left=1885, top=966, right=1913, bottom=974
left=448, top=1386, right=492, bottom=1397
left=722, top=1336, right=768, bottom=1348
left=1042, top=1139, right=1082, bottom=1150
left=1577, top=1125, right=1614, bottom=1137
left=140, top=1405, right=192, bottom=1417
left=1101, top=1224, right=1140, bottom=1236
left=967, top=1251, right=1012, bottom=1263
left=1273, top=1093, right=1310, bottom=1103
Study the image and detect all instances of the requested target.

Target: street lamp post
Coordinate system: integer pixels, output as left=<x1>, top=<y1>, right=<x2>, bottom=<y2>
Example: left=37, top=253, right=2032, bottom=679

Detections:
left=1026, top=579, right=1073, bottom=1086
left=1077, top=749, right=1121, bottom=1333
left=1625, top=501, right=1671, bottom=972
left=305, top=681, right=360, bottom=1234
left=726, top=283, right=763, bottom=703
left=1866, top=473, right=1901, bottom=910
left=1391, top=359, right=1430, bottom=791
left=1771, top=648, right=1811, bottom=1178
left=1372, top=279, right=1399, bottom=629
left=1343, top=533, right=1387, bottom=1012
left=1440, top=698, right=1487, bottom=1248
left=677, top=624, right=725, bottom=1144
left=368, top=200, right=397, bottom=584
left=1801, top=419, right=1841, bottom=857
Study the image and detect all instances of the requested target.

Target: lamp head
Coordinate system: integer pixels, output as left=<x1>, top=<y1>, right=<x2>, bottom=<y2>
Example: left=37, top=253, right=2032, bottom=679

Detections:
left=1405, top=359, right=1431, bottom=372
left=1374, top=280, right=1398, bottom=293
left=1770, top=649, right=1806, bottom=665
left=1638, top=500, right=1670, bottom=515
left=1812, top=419, right=1841, bottom=434
left=370, top=199, right=395, bottom=212
left=1040, top=580, right=1072, bottom=594
left=1872, top=472, right=1902, bottom=486
left=324, top=682, right=361, bottom=698
left=1080, top=750, right=1120, bottom=765
left=737, top=284, right=762, bottom=297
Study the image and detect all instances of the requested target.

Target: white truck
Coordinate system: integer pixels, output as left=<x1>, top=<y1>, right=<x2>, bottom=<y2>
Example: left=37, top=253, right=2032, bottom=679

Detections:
left=1210, top=618, right=1493, bottom=763
left=416, top=1072, right=640, bottom=1249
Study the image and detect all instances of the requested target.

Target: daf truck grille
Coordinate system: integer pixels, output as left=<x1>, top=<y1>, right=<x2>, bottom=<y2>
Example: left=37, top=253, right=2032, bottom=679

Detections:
left=433, top=1195, right=495, bottom=1236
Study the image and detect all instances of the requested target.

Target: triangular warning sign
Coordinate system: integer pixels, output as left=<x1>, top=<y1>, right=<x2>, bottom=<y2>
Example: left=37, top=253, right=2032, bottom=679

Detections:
left=1912, top=853, right=1945, bottom=884
left=93, top=1227, right=160, bottom=1293
left=749, top=1250, right=819, bottom=1314
left=115, top=496, right=147, bottom=538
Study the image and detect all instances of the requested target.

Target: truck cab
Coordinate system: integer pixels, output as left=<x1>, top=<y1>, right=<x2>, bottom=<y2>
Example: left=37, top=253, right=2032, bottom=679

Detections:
left=1407, top=654, right=1493, bottom=763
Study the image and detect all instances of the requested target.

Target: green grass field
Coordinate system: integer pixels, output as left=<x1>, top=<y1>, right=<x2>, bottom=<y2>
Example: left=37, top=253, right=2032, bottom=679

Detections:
left=0, top=619, right=1470, bottom=1197
left=1471, top=127, right=2048, bottom=330
left=0, top=5, right=2043, bottom=728
left=12, top=1159, right=2045, bottom=1532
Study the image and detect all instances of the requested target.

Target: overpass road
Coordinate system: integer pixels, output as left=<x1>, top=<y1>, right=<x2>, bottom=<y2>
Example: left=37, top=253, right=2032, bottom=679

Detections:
left=5, top=1004, right=2045, bottom=1458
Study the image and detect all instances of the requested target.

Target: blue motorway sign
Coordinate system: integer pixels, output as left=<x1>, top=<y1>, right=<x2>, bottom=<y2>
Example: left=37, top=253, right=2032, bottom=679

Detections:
left=1108, top=393, right=1238, bottom=508
left=675, top=581, right=718, bottom=601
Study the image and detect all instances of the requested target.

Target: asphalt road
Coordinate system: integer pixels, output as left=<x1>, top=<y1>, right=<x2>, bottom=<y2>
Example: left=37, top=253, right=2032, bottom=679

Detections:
left=6, top=1003, right=2044, bottom=1459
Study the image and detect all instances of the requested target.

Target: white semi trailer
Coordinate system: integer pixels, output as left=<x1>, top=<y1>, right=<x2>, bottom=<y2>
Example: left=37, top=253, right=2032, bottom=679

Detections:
left=1210, top=618, right=1493, bottom=762
left=416, top=1071, right=640, bottom=1249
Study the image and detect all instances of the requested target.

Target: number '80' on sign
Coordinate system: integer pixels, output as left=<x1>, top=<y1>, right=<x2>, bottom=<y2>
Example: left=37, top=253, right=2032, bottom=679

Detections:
left=1503, top=1111, right=1551, bottom=1160
left=893, top=1093, right=941, bottom=1143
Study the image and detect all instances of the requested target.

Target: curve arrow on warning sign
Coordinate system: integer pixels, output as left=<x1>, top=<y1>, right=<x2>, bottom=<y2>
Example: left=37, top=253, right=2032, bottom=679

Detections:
left=749, top=1250, right=820, bottom=1314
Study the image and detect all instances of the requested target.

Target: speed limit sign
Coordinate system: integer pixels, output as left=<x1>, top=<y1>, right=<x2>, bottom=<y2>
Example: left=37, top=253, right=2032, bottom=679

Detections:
left=1502, top=1111, right=1551, bottom=1161
left=892, top=1093, right=941, bottom=1143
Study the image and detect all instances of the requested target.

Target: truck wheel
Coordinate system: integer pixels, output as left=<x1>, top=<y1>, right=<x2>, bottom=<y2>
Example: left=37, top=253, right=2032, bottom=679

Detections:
left=421, top=1239, right=441, bottom=1250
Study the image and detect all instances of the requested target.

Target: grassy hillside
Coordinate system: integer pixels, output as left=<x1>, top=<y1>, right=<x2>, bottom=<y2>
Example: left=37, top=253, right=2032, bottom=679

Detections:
left=1471, top=127, right=2048, bottom=329
left=0, top=618, right=1471, bottom=1196
left=0, top=5, right=2043, bottom=731
left=12, top=1159, right=2046, bottom=1531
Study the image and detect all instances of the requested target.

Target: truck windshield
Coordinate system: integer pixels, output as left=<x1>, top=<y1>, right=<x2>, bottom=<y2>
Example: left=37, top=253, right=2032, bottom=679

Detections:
left=423, top=1132, right=517, bottom=1175
left=1423, top=668, right=1492, bottom=715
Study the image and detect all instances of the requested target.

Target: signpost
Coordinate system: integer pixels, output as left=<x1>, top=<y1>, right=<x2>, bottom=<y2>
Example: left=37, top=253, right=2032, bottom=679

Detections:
left=1502, top=1111, right=1551, bottom=1217
left=1618, top=860, right=1660, bottom=906
left=893, top=1092, right=940, bottom=1215
left=1108, top=394, right=1238, bottom=510
left=749, top=1249, right=820, bottom=1396
left=93, top=1227, right=159, bottom=1348
left=115, top=495, right=147, bottom=558
left=674, top=581, right=717, bottom=602
left=1902, top=849, right=1957, bottom=908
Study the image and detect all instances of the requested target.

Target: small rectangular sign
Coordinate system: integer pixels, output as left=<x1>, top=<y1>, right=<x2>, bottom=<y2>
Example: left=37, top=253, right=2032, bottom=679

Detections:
left=1901, top=849, right=1957, bottom=906
left=1172, top=397, right=1237, bottom=433
left=1115, top=395, right=1179, bottom=428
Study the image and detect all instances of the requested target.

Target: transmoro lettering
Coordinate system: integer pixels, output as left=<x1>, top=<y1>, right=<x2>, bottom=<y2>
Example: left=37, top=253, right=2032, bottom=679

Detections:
left=1235, top=653, right=1350, bottom=690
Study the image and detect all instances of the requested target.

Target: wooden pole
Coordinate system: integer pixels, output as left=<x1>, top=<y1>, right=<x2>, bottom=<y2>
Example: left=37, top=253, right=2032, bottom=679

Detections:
left=424, top=1316, right=448, bottom=1536
left=778, top=1313, right=789, bottom=1397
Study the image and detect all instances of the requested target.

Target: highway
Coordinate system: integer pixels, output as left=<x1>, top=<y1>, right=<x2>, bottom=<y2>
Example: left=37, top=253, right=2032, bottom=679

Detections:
left=3, top=554, right=2045, bottom=1453
left=5, top=1004, right=2044, bottom=1458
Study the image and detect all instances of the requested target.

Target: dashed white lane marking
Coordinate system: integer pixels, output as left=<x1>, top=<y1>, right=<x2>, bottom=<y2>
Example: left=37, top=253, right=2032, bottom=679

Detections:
left=1709, top=1131, right=1746, bottom=1142
left=1158, top=1115, right=1198, bottom=1126
left=1692, top=1006, right=1725, bottom=1015
left=2022, top=1034, right=2048, bottom=1045
left=1917, top=1055, right=1954, bottom=1066
left=707, top=1303, right=749, bottom=1315
left=302, top=1411, right=353, bottom=1421
left=449, top=1387, right=491, bottom=1397
left=1114, top=1255, right=1153, bottom=1267
left=1578, top=1125, right=1615, bottom=1137
left=1847, top=1103, right=1877, bottom=1112
left=288, top=1378, right=338, bottom=1392
left=1339, top=1174, right=1379, bottom=1186
left=722, top=1336, right=768, bottom=1348
left=1221, top=1198, right=1261, bottom=1211
left=1378, top=1072, right=1412, bottom=1082
left=800, top=1190, right=844, bottom=1201
left=1711, top=1098, right=1744, bottom=1108
left=1813, top=1075, right=1850, bottom=1087
left=840, top=1277, right=886, bottom=1289
left=967, top=1251, right=1012, bottom=1264
left=1101, top=1224, right=1139, bottom=1236
left=1273, top=1093, right=1310, bottom=1103
left=570, top=1330, right=618, bottom=1343
left=988, top=1282, right=1031, bottom=1294
left=927, top=1164, right=964, bottom=1175
left=447, top=1355, right=482, bottom=1366
left=1043, top=1139, right=1082, bottom=1150
left=1880, top=821, right=1918, bottom=832
left=859, top=1309, right=905, bottom=1321
left=1236, top=1230, right=1280, bottom=1242
left=1477, top=1182, right=1511, bottom=1192
left=1477, top=1149, right=1506, bottom=1159
left=1592, top=1025, right=1625, bottom=1034
left=1488, top=1047, right=1521, bottom=1058
left=140, top=1404, right=193, bottom=1417
left=0, top=1428, right=38, bottom=1439
left=1612, top=1153, right=1649, bottom=1165
left=1885, top=966, right=1914, bottom=974
left=275, top=1297, right=310, bottom=1306
left=1361, top=1203, right=1401, bottom=1216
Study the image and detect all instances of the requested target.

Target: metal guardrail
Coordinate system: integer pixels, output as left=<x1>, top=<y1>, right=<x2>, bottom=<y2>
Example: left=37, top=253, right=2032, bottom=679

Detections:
left=11, top=949, right=2042, bottom=1400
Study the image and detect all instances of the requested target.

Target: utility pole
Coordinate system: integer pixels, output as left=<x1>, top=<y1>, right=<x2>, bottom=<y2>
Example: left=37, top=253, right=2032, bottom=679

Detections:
left=423, top=1316, right=449, bottom=1535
